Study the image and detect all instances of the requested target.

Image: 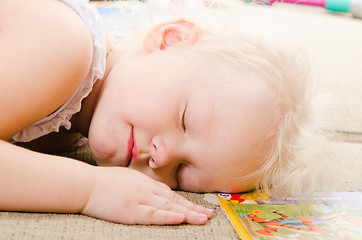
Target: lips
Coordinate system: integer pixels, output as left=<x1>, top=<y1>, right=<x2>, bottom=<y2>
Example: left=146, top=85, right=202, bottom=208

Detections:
left=126, top=127, right=138, bottom=167
left=126, top=127, right=134, bottom=166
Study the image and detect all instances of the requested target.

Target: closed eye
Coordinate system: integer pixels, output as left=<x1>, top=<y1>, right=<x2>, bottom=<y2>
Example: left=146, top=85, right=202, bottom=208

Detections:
left=176, top=163, right=182, bottom=189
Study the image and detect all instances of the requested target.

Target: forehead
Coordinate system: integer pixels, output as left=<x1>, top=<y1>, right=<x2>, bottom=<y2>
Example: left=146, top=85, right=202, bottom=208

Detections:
left=181, top=70, right=278, bottom=192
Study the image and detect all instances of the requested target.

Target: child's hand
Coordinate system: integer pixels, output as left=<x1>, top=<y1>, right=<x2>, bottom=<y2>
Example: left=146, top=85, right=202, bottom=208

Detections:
left=82, top=167, right=213, bottom=225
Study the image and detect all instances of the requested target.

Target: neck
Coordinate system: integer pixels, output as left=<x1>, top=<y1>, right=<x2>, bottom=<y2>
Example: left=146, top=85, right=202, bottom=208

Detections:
left=71, top=35, right=120, bottom=137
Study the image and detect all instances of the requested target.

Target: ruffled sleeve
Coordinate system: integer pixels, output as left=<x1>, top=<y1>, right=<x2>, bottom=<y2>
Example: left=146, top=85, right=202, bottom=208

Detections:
left=10, top=0, right=106, bottom=143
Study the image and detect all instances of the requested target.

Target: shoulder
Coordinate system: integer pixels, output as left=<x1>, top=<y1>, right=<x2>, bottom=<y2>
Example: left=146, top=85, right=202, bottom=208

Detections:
left=0, top=0, right=94, bottom=140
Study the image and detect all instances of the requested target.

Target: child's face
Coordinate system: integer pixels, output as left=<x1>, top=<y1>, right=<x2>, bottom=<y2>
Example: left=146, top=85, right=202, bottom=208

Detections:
left=89, top=50, right=277, bottom=193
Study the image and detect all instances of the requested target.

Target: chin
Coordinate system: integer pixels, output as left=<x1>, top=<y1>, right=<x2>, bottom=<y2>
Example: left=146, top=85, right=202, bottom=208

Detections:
left=88, top=134, right=117, bottom=162
left=89, top=144, right=114, bottom=167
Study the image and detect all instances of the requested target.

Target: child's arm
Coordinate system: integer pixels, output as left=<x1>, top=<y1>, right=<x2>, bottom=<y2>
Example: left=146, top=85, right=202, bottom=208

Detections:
left=0, top=140, right=92, bottom=213
left=0, top=140, right=211, bottom=225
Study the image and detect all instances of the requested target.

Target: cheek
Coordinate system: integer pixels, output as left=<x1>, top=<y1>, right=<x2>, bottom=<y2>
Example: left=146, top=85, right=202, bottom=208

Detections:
left=178, top=168, right=202, bottom=192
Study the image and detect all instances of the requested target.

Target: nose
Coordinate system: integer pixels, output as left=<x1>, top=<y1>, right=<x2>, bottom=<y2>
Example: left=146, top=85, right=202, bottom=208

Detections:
left=148, top=135, right=182, bottom=169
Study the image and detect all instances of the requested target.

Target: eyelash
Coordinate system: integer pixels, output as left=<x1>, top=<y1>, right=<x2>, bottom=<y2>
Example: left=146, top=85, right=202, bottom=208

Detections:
left=181, top=106, right=187, bottom=133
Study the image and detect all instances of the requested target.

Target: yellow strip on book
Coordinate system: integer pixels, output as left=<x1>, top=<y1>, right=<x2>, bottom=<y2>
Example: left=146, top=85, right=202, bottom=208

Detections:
left=217, top=195, right=252, bottom=240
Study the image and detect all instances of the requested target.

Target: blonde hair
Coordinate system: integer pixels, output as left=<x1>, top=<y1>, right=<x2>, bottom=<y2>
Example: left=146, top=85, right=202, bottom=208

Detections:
left=107, top=0, right=340, bottom=198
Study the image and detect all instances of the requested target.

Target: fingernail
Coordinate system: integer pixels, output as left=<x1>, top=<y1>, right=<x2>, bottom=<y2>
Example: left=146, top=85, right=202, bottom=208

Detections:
left=205, top=208, right=213, bottom=217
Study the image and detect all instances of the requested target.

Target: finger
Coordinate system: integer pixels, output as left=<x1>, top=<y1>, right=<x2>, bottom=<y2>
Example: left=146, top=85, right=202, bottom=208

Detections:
left=134, top=205, right=185, bottom=225
left=145, top=195, right=208, bottom=225
left=155, top=188, right=213, bottom=218
left=173, top=194, right=214, bottom=219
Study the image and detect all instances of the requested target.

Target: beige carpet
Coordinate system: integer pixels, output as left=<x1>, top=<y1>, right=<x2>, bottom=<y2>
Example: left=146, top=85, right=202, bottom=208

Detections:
left=1, top=3, right=362, bottom=240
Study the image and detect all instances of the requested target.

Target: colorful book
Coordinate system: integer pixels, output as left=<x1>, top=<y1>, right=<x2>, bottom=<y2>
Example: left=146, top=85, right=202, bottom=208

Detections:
left=204, top=192, right=362, bottom=239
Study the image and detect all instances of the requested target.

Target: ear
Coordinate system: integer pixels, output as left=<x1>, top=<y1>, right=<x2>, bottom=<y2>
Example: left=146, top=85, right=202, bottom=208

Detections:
left=143, top=19, right=200, bottom=52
